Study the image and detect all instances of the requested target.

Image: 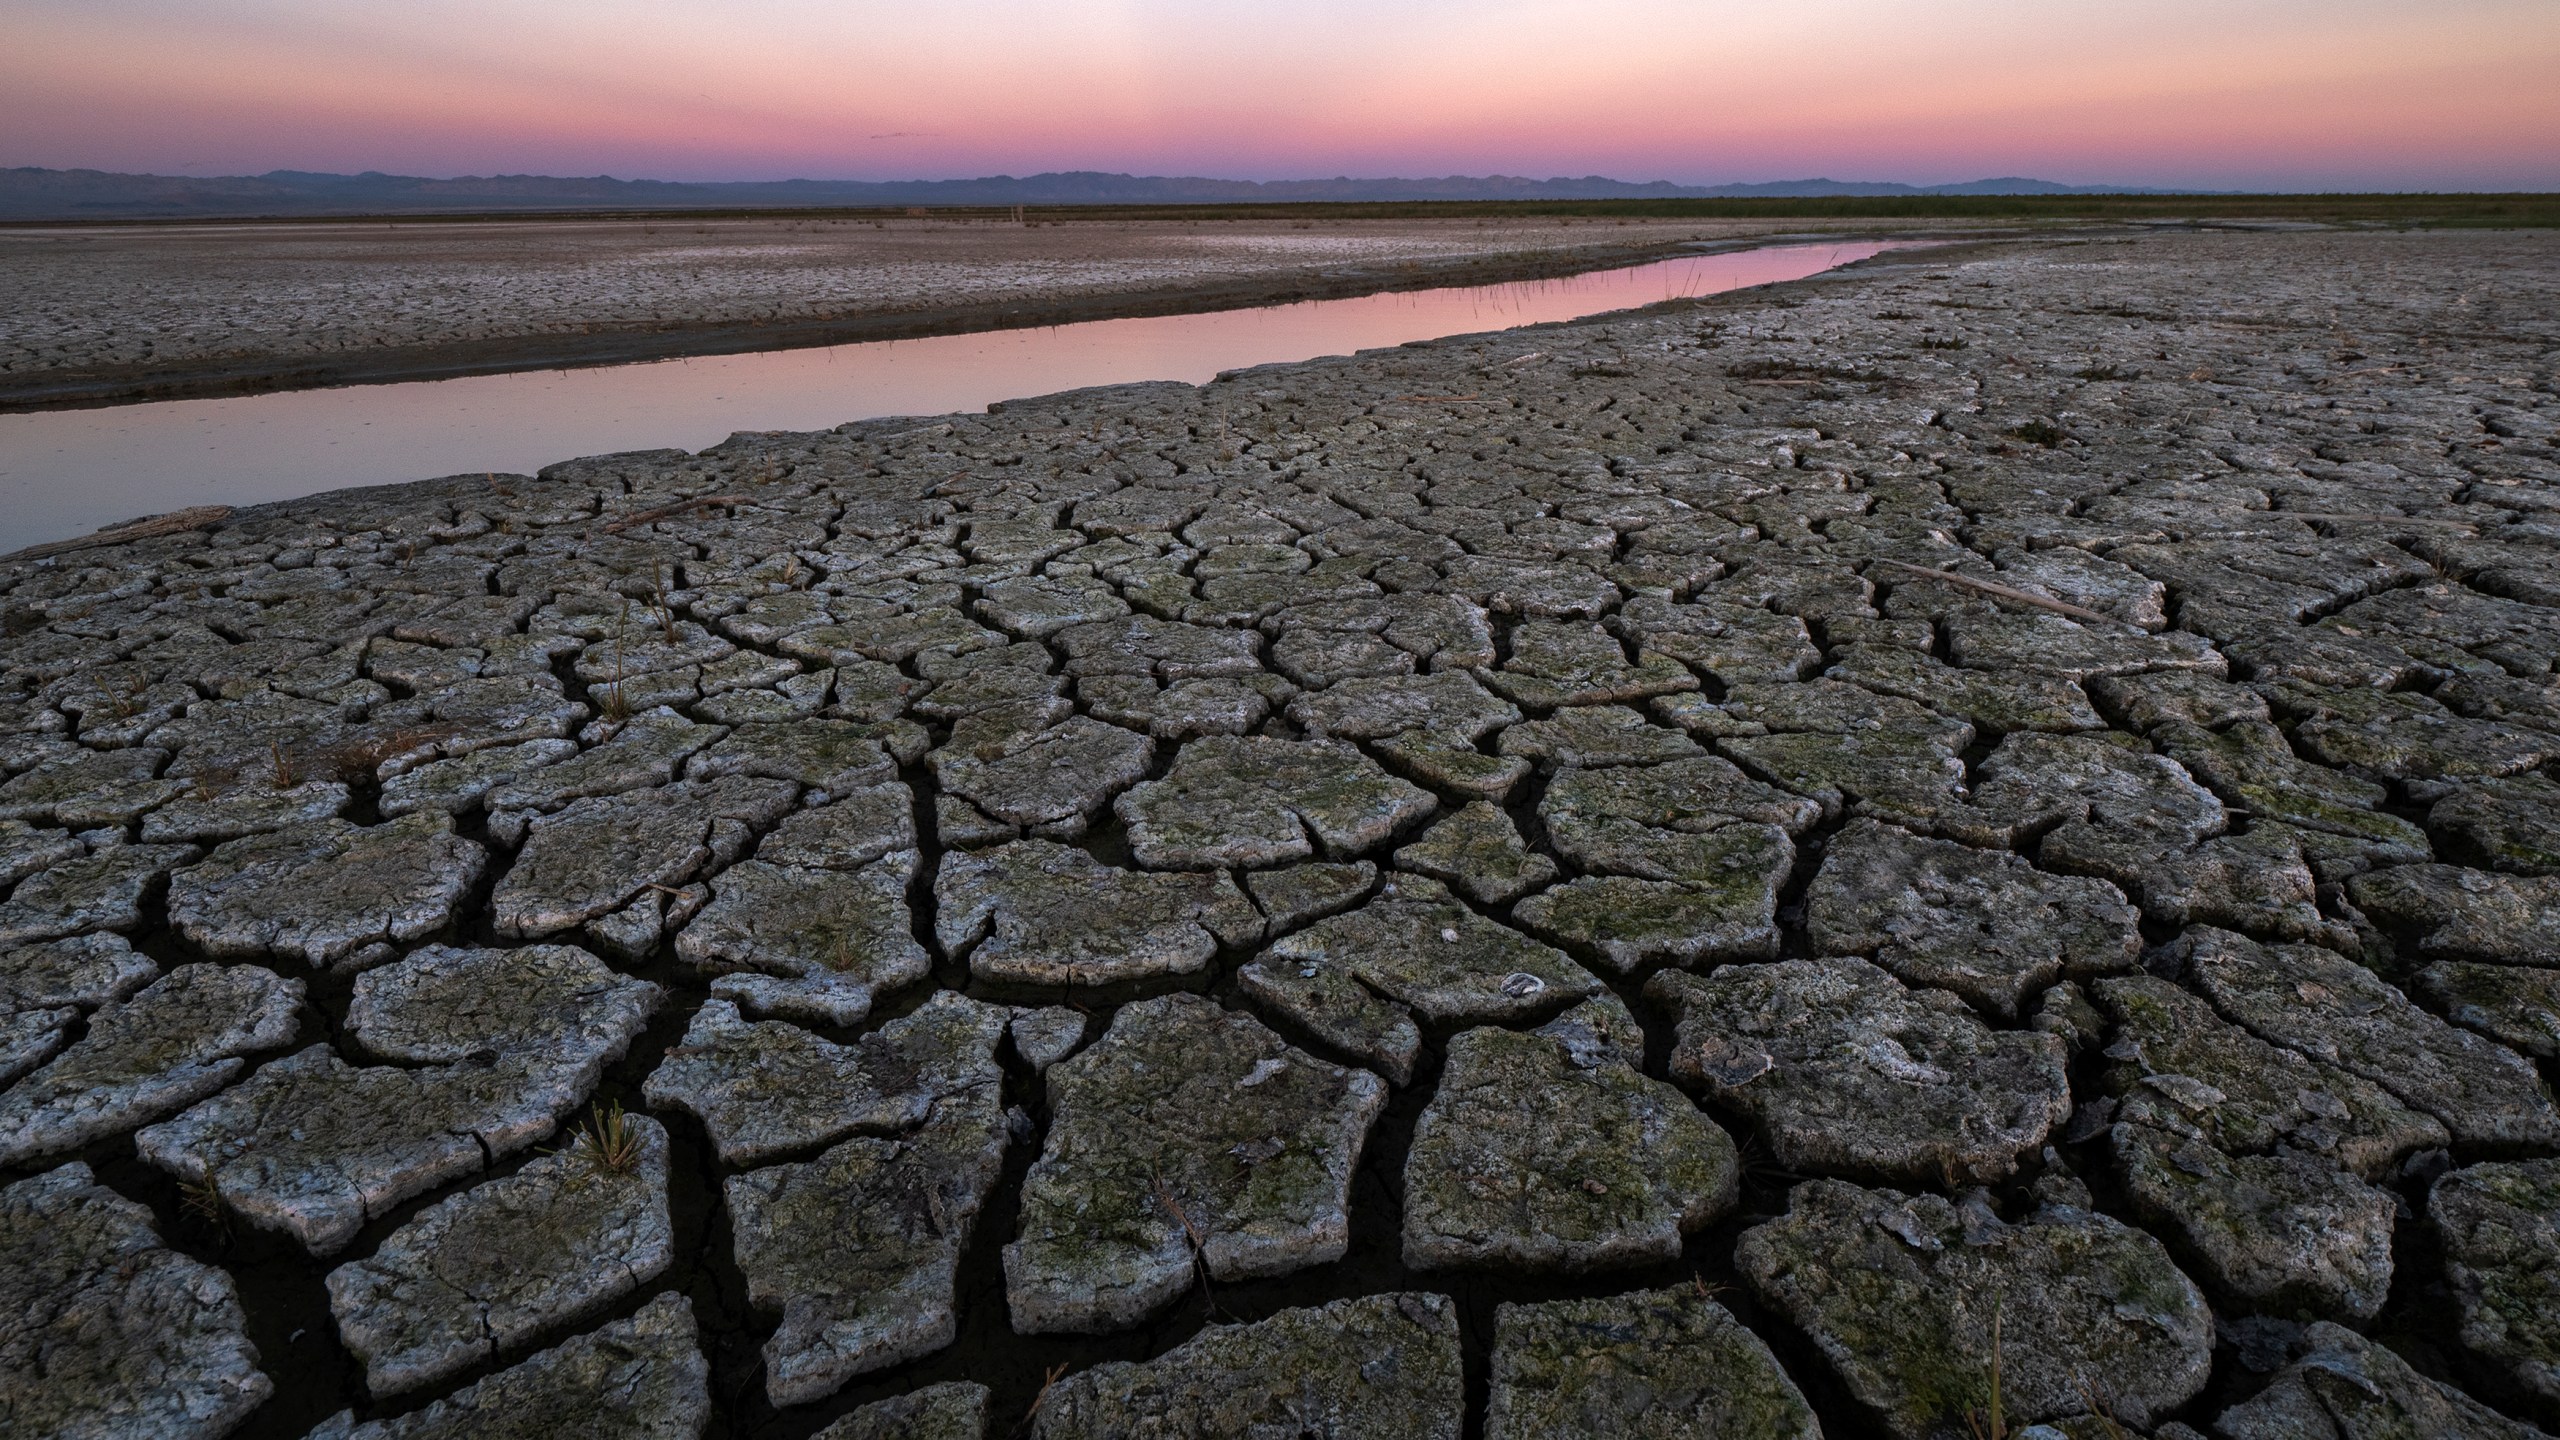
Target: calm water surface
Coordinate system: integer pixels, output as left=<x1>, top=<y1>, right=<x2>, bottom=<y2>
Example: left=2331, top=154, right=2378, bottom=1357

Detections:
left=0, top=241, right=1910, bottom=551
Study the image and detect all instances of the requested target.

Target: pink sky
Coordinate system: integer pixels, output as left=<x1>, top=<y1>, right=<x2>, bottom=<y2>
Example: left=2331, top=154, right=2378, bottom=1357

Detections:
left=6, top=0, right=2557, bottom=190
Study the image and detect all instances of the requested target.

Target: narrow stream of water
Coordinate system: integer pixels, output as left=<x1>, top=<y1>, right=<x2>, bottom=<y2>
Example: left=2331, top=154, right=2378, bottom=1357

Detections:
left=0, top=240, right=1910, bottom=551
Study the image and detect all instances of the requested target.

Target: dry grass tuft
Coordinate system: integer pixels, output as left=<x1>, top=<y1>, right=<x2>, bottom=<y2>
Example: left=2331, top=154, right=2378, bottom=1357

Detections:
left=176, top=1176, right=231, bottom=1242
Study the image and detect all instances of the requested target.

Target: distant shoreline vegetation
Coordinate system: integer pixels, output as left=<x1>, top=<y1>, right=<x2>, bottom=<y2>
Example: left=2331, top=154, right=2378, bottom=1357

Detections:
left=3, top=166, right=2553, bottom=227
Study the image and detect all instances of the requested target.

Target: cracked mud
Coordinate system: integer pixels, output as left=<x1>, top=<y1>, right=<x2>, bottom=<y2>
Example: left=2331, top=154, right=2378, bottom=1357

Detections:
left=3, top=228, right=2559, bottom=1440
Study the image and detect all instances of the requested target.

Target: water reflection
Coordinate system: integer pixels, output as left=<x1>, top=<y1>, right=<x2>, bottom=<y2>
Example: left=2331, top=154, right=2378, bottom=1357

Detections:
left=0, top=240, right=1910, bottom=551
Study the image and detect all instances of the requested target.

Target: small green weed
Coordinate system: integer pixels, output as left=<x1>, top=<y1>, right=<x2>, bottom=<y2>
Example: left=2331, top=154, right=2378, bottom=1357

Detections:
left=565, top=1101, right=646, bottom=1175
left=1962, top=1310, right=2007, bottom=1440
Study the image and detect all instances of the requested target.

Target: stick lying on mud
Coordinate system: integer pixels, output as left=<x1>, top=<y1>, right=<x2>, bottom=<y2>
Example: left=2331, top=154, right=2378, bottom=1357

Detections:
left=0, top=506, right=233, bottom=563
left=1870, top=558, right=2132, bottom=627
left=596, top=494, right=751, bottom=534
left=2274, top=511, right=2480, bottom=529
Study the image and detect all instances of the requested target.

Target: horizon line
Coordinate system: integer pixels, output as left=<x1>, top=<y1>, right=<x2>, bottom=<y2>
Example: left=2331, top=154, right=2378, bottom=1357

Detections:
left=14, top=162, right=2242, bottom=190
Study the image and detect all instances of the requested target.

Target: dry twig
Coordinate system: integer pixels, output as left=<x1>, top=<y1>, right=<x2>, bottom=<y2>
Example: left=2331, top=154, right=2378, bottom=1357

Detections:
left=1011, top=1362, right=1073, bottom=1438
left=0, top=506, right=231, bottom=563
left=2072, top=1375, right=2133, bottom=1440
left=2271, top=511, right=2479, bottom=529
left=1151, top=1170, right=1224, bottom=1319
left=1871, top=559, right=2128, bottom=628
left=596, top=494, right=749, bottom=535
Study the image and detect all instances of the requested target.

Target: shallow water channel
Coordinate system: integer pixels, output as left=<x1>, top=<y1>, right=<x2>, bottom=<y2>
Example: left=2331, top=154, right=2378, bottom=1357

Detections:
left=0, top=240, right=1908, bottom=551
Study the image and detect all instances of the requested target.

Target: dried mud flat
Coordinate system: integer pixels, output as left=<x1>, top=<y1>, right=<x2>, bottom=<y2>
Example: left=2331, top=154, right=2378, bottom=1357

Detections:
left=0, top=215, right=1868, bottom=408
left=2, top=227, right=2559, bottom=1440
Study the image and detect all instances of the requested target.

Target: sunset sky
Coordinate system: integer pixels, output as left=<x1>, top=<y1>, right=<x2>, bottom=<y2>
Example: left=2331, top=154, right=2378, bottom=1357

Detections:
left=7, top=0, right=2557, bottom=191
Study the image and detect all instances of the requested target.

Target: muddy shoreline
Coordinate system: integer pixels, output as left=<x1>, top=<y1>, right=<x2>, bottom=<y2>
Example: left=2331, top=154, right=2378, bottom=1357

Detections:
left=0, top=224, right=1972, bottom=414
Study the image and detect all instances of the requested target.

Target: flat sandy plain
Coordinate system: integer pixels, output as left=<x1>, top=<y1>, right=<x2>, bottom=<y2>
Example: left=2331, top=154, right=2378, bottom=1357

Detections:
left=0, top=214, right=1914, bottom=408
left=2, top=228, right=2559, bottom=1440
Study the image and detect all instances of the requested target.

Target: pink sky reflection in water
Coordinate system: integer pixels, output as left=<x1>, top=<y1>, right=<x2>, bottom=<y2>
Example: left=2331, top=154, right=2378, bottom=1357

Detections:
left=0, top=241, right=1908, bottom=551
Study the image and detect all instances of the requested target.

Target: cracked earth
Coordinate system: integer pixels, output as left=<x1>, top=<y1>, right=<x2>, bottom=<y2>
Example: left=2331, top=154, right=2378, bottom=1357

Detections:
left=2, top=227, right=2558, bottom=1439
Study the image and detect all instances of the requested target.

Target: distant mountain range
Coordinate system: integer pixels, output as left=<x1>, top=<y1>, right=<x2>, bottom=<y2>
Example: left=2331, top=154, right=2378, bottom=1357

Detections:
left=0, top=166, right=2212, bottom=220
